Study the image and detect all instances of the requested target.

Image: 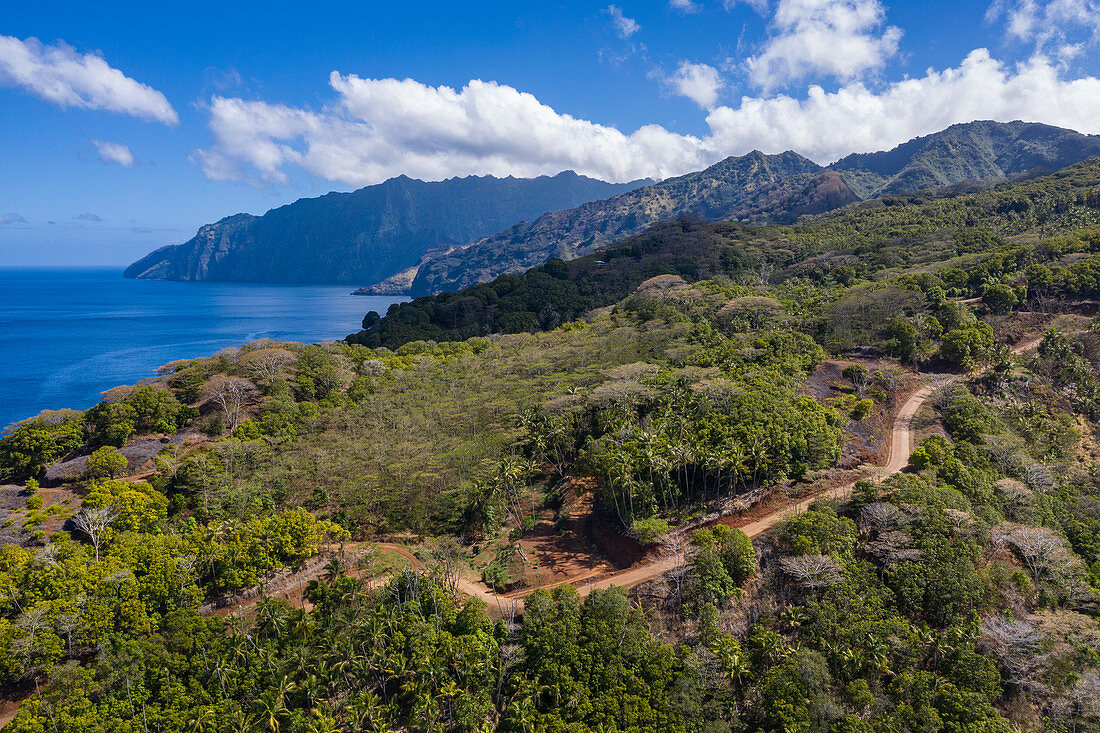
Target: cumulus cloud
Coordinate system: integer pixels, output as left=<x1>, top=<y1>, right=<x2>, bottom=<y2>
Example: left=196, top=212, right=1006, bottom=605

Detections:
left=91, top=139, right=136, bottom=168
left=666, top=61, right=724, bottom=108
left=746, top=0, right=902, bottom=88
left=605, top=5, right=641, bottom=38
left=709, top=49, right=1100, bottom=163
left=0, top=213, right=25, bottom=225
left=196, top=51, right=1100, bottom=187
left=195, top=74, right=709, bottom=186
left=0, top=36, right=177, bottom=124
left=670, top=0, right=703, bottom=13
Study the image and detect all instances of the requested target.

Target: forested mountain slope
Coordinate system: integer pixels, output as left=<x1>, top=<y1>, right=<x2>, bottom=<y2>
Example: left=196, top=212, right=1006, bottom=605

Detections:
left=123, top=171, right=646, bottom=284
left=349, top=156, right=1100, bottom=348
left=365, top=120, right=1100, bottom=296
left=832, top=120, right=1100, bottom=198
left=6, top=127, right=1100, bottom=733
left=374, top=150, right=852, bottom=296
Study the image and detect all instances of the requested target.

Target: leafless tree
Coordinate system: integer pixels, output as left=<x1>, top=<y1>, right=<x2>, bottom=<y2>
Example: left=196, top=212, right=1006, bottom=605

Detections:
left=860, top=502, right=901, bottom=534
left=986, top=437, right=1022, bottom=475
left=978, top=616, right=1049, bottom=691
left=944, top=509, right=975, bottom=532
left=34, top=544, right=59, bottom=566
left=779, top=555, right=843, bottom=590
left=660, top=533, right=694, bottom=608
left=1050, top=671, right=1100, bottom=732
left=175, top=554, right=199, bottom=604
left=428, top=538, right=463, bottom=603
left=202, top=375, right=255, bottom=430
left=72, top=506, right=119, bottom=562
left=240, top=348, right=296, bottom=385
left=1009, top=526, right=1072, bottom=584
left=996, top=479, right=1032, bottom=521
left=12, top=606, right=50, bottom=674
left=1024, top=463, right=1057, bottom=492
left=55, top=610, right=82, bottom=657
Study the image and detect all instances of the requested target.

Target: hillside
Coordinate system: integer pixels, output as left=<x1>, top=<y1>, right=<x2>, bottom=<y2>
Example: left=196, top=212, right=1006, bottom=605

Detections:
left=365, top=150, right=851, bottom=296
left=5, top=153, right=1100, bottom=730
left=123, top=171, right=646, bottom=284
left=832, top=119, right=1100, bottom=197
left=348, top=157, right=1100, bottom=348
left=362, top=120, right=1100, bottom=296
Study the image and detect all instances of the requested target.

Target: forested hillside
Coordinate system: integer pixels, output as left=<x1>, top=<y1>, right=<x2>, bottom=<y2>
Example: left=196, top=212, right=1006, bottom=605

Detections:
left=366, top=120, right=1100, bottom=296
left=2, top=154, right=1100, bottom=731
left=350, top=157, right=1100, bottom=349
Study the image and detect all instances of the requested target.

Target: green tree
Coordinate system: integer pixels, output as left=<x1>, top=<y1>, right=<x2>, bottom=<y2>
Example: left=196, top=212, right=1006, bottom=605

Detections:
left=85, top=445, right=127, bottom=478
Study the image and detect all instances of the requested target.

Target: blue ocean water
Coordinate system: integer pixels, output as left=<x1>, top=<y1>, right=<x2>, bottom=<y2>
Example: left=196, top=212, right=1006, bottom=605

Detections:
left=0, top=268, right=402, bottom=430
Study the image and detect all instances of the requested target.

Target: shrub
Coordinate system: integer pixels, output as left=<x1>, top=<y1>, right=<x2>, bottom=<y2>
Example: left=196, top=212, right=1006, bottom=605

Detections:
left=85, top=446, right=127, bottom=479
left=851, top=398, right=874, bottom=420
left=632, top=517, right=670, bottom=545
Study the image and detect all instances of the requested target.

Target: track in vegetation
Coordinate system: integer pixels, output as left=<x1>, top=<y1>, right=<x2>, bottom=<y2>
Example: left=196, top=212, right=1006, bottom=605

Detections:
left=224, top=336, right=1045, bottom=618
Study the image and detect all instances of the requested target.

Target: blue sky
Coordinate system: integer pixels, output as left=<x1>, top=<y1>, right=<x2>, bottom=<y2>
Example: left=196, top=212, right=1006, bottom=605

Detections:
left=2, top=0, right=1100, bottom=266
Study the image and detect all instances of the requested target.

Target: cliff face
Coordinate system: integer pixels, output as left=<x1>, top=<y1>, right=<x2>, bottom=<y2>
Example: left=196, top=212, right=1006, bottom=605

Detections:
left=123, top=172, right=647, bottom=284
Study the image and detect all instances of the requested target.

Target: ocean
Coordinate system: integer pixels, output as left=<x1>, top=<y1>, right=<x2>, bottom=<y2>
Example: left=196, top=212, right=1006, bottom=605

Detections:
left=0, top=268, right=403, bottom=430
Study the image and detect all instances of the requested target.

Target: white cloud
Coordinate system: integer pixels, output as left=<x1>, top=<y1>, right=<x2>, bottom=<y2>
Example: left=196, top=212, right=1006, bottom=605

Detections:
left=708, top=49, right=1100, bottom=163
left=75, top=213, right=103, bottom=222
left=989, top=0, right=1100, bottom=55
left=670, top=0, right=703, bottom=13
left=195, top=75, right=708, bottom=186
left=0, top=213, right=25, bottom=225
left=605, top=5, right=641, bottom=38
left=666, top=61, right=724, bottom=108
left=196, top=50, right=1100, bottom=188
left=0, top=36, right=177, bottom=124
left=746, top=0, right=902, bottom=89
left=92, top=140, right=136, bottom=168
left=725, top=0, right=769, bottom=11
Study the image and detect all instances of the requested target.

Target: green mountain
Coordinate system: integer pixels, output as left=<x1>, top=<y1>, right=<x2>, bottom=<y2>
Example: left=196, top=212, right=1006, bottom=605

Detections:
left=123, top=171, right=647, bottom=284
left=831, top=119, right=1100, bottom=197
left=349, top=156, right=1100, bottom=348
left=364, top=151, right=852, bottom=296
left=363, top=120, right=1100, bottom=296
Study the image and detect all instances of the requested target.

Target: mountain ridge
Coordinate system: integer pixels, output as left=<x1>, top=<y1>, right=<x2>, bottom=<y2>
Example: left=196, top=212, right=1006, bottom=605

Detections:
left=126, top=120, right=1100, bottom=295
left=123, top=171, right=649, bottom=284
left=359, top=120, right=1100, bottom=296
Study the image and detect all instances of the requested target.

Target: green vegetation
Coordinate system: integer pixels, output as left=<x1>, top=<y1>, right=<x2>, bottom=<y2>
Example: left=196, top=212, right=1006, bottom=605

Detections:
left=350, top=158, right=1100, bottom=352
left=3, top=145, right=1100, bottom=732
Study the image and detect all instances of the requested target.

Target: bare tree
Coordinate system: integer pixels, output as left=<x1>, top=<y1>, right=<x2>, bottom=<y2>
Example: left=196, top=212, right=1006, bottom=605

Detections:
left=1050, top=671, right=1100, bottom=732
left=72, top=506, right=119, bottom=562
left=1009, top=526, right=1072, bottom=584
left=239, top=348, right=296, bottom=385
left=175, top=554, right=199, bottom=605
left=779, top=555, right=843, bottom=590
left=978, top=616, right=1049, bottom=691
left=1024, top=463, right=1057, bottom=492
left=986, top=437, right=1022, bottom=475
left=202, top=375, right=255, bottom=430
left=860, top=502, right=901, bottom=534
left=660, top=533, right=695, bottom=608
left=427, top=538, right=463, bottom=604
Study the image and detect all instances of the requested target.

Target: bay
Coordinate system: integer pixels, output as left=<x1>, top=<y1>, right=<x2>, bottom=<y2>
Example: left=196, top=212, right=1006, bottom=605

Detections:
left=0, top=268, right=402, bottom=430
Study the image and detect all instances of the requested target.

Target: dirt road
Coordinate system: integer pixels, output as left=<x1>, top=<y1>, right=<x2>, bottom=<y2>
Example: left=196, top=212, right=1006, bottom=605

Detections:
left=219, top=335, right=1048, bottom=617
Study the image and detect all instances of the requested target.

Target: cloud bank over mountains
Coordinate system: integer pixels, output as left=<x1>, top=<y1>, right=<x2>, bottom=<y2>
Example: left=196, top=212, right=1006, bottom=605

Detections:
left=196, top=49, right=1100, bottom=187
left=6, top=0, right=1100, bottom=191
